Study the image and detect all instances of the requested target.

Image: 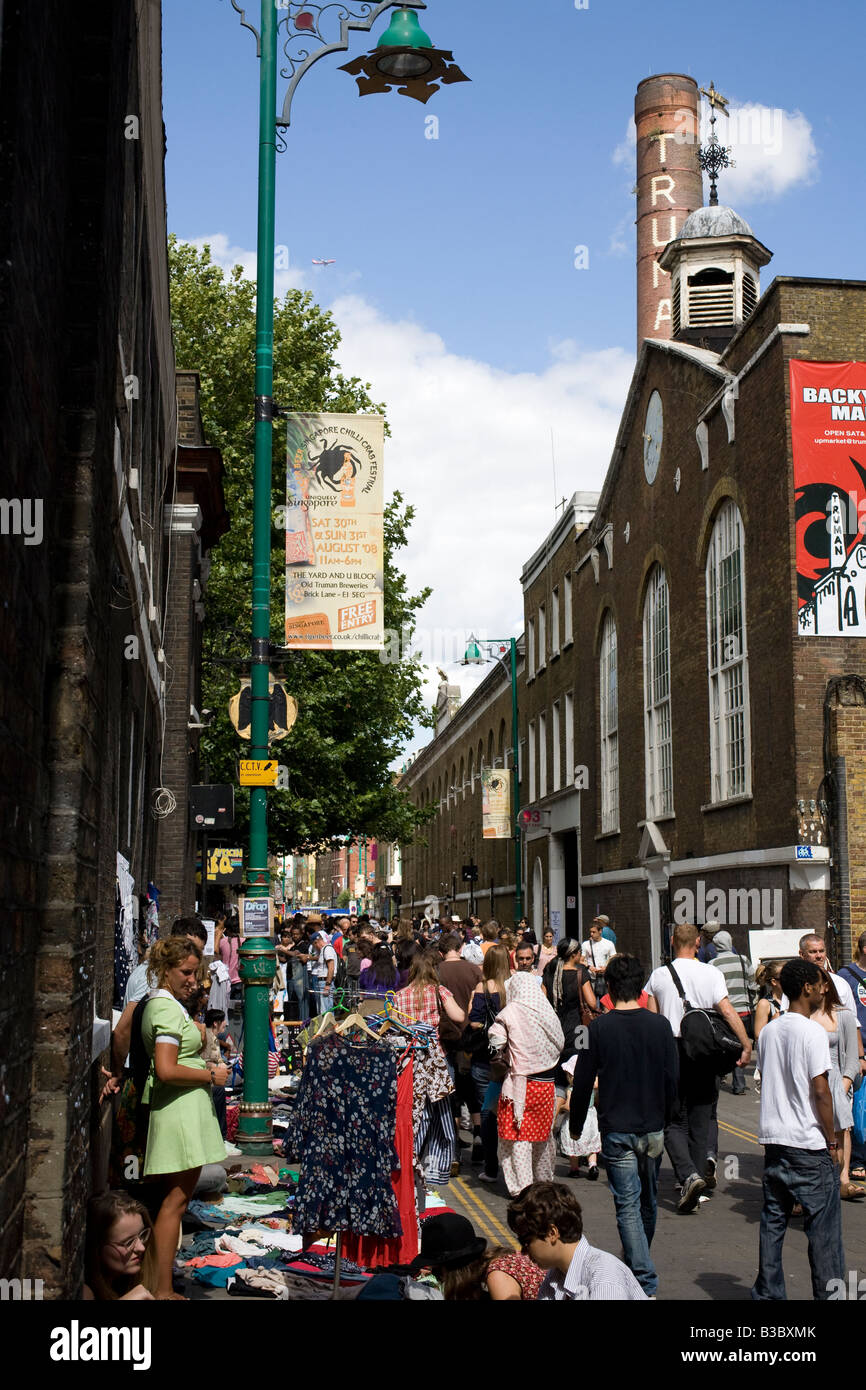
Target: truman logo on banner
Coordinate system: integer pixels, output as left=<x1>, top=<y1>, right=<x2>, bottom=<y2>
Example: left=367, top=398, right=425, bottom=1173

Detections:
left=791, top=361, right=866, bottom=636
left=283, top=414, right=385, bottom=650
left=482, top=768, right=512, bottom=840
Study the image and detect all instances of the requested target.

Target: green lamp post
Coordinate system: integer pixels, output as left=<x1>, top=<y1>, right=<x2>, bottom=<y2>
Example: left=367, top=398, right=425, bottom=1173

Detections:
left=462, top=636, right=523, bottom=925
left=228, top=0, right=467, bottom=1154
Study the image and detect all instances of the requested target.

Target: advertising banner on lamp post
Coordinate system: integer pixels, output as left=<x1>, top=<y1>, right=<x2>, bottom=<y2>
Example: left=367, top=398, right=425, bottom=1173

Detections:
left=482, top=768, right=512, bottom=840
left=283, top=413, right=385, bottom=650
left=791, top=361, right=866, bottom=636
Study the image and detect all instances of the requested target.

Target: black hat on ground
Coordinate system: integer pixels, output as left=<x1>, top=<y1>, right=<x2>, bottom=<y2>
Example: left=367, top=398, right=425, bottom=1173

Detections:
left=407, top=1213, right=487, bottom=1274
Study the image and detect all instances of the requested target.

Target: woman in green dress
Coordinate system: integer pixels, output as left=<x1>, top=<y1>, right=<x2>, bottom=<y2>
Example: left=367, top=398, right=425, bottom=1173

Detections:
left=141, top=937, right=229, bottom=1298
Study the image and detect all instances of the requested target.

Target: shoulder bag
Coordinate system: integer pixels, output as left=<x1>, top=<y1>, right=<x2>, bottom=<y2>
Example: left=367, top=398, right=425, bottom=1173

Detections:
left=587, top=940, right=607, bottom=1000
left=458, top=990, right=498, bottom=1055
left=666, top=963, right=742, bottom=1075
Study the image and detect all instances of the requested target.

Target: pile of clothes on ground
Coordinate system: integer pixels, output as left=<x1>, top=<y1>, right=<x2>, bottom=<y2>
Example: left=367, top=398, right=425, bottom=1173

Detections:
left=178, top=1162, right=453, bottom=1300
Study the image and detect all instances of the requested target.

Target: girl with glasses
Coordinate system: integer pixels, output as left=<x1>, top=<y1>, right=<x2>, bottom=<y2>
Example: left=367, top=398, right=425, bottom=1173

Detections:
left=83, top=1192, right=156, bottom=1300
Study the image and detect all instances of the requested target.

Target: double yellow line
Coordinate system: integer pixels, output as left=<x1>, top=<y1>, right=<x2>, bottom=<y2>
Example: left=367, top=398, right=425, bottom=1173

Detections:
left=719, top=1119, right=760, bottom=1146
left=450, top=1176, right=517, bottom=1249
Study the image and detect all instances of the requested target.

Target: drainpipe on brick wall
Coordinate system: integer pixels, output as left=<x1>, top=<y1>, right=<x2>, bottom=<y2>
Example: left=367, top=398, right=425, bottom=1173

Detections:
left=833, top=756, right=851, bottom=968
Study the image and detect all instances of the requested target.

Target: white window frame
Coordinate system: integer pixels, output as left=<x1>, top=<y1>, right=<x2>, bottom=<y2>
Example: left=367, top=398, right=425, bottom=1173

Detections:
left=539, top=711, right=548, bottom=799
left=552, top=700, right=561, bottom=792
left=564, top=573, right=573, bottom=645
left=643, top=565, right=674, bottom=819
left=538, top=604, right=546, bottom=670
left=527, top=617, right=536, bottom=679
left=599, top=613, right=619, bottom=833
left=528, top=719, right=536, bottom=803
left=706, top=499, right=751, bottom=802
left=552, top=587, right=560, bottom=656
left=565, top=690, right=575, bottom=785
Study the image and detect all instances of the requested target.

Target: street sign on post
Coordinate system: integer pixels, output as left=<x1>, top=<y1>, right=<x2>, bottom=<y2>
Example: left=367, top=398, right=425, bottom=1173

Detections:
left=229, top=679, right=297, bottom=741
left=239, top=759, right=279, bottom=787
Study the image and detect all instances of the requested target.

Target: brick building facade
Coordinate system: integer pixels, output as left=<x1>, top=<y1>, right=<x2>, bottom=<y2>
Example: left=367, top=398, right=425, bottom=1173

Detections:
left=400, top=180, right=866, bottom=969
left=0, top=1, right=222, bottom=1293
left=401, top=658, right=525, bottom=923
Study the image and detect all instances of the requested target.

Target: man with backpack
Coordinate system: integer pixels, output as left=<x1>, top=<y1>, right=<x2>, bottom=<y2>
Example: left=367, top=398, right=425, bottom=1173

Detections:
left=646, top=923, right=751, bottom=1213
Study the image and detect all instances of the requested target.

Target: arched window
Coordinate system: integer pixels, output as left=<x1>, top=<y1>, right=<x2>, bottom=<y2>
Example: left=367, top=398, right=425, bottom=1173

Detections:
left=498, top=718, right=507, bottom=767
left=643, top=566, right=673, bottom=818
left=487, top=730, right=495, bottom=768
left=459, top=757, right=465, bottom=799
left=599, top=612, right=619, bottom=833
left=706, top=499, right=751, bottom=801
left=468, top=749, right=475, bottom=792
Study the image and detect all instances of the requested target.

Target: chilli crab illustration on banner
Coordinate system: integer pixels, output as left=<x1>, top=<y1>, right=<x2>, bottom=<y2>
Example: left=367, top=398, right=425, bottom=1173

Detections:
left=282, top=413, right=385, bottom=650
left=790, top=361, right=866, bottom=637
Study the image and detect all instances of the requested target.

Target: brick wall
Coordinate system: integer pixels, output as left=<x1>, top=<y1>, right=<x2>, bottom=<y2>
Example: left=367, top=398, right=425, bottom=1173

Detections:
left=0, top=0, right=180, bottom=1295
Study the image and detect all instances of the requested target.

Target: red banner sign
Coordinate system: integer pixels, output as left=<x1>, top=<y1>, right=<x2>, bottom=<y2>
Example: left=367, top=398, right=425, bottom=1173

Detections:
left=790, top=360, right=866, bottom=636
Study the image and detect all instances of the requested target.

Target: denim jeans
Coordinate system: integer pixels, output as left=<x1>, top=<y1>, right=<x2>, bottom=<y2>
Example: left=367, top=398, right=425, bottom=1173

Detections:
left=601, top=1130, right=664, bottom=1296
left=471, top=1061, right=501, bottom=1179
left=284, top=971, right=309, bottom=1023
left=752, top=1144, right=845, bottom=1300
left=313, top=984, right=334, bottom=1015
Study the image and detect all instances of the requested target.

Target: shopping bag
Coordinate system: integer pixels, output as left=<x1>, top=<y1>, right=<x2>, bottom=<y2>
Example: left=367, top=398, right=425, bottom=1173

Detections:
left=853, top=1079, right=866, bottom=1146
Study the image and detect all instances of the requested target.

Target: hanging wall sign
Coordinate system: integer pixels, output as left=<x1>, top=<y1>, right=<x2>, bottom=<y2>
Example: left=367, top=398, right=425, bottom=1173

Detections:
left=282, top=413, right=385, bottom=650
left=791, top=361, right=866, bottom=636
left=482, top=768, right=512, bottom=840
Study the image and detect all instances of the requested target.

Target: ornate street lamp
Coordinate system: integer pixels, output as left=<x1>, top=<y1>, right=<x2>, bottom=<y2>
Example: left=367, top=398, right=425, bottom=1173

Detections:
left=225, top=0, right=467, bottom=1155
left=339, top=6, right=470, bottom=103
left=461, top=635, right=523, bottom=923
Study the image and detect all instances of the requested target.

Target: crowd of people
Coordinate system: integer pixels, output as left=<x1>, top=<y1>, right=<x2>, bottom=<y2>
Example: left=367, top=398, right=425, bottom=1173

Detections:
left=85, top=907, right=866, bottom=1301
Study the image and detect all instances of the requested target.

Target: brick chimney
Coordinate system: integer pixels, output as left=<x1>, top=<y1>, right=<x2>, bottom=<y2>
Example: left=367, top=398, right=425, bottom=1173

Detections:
left=635, top=74, right=703, bottom=349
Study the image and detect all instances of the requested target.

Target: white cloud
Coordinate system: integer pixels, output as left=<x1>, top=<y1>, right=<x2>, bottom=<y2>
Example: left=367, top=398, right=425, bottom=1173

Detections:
left=610, top=101, right=818, bottom=205
left=182, top=235, right=634, bottom=759
left=187, top=232, right=311, bottom=293
left=612, top=117, right=636, bottom=168
left=328, top=295, right=633, bottom=749
left=707, top=103, right=818, bottom=203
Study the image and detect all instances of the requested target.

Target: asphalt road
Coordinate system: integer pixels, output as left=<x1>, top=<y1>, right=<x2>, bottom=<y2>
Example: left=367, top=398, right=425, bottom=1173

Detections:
left=446, top=1072, right=866, bottom=1303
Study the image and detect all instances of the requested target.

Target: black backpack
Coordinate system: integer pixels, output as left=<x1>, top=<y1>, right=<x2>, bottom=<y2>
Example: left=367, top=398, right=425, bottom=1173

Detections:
left=666, top=963, right=742, bottom=1075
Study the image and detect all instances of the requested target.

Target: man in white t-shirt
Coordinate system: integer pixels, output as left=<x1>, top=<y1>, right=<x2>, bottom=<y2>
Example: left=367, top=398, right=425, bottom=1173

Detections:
left=310, top=931, right=338, bottom=1014
left=752, top=957, right=844, bottom=1300
left=646, top=923, right=751, bottom=1213
left=581, top=920, right=616, bottom=994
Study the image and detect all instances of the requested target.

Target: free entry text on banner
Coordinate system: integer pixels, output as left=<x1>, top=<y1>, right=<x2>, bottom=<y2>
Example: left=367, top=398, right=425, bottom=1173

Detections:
left=283, top=413, right=385, bottom=650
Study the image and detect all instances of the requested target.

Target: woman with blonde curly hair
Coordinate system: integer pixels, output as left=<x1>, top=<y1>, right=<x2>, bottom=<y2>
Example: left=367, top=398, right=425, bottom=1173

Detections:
left=141, top=936, right=228, bottom=1298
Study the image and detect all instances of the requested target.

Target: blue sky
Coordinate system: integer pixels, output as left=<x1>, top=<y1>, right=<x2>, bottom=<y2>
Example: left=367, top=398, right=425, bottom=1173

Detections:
left=162, top=0, right=864, bottom=739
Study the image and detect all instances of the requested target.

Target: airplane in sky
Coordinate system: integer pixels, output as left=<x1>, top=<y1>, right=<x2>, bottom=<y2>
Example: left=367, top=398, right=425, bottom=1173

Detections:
left=311, top=257, right=336, bottom=267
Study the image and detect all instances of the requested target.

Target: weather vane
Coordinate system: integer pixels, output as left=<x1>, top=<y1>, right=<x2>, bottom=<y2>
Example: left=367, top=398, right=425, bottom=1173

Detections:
left=698, top=81, right=735, bottom=206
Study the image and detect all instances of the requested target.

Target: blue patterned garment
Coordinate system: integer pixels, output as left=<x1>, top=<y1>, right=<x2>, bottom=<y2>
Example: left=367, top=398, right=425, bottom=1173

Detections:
left=287, top=1034, right=402, bottom=1237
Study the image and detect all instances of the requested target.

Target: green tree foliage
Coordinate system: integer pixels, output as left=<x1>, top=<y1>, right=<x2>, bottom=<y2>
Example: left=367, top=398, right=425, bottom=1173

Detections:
left=169, top=237, right=433, bottom=852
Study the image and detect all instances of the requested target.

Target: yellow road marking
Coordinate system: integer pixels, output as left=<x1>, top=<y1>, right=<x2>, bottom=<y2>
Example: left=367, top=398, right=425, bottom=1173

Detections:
left=447, top=1180, right=500, bottom=1245
left=719, top=1120, right=760, bottom=1145
left=452, top=1176, right=517, bottom=1248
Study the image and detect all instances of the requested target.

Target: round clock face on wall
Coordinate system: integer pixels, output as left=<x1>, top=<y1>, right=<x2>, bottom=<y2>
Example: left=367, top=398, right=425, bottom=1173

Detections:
left=644, top=390, right=663, bottom=485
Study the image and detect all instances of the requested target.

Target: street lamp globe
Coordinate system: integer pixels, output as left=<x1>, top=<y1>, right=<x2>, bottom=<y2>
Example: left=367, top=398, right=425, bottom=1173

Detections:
left=375, top=7, right=434, bottom=78
left=462, top=634, right=484, bottom=665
